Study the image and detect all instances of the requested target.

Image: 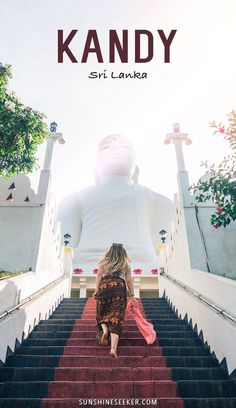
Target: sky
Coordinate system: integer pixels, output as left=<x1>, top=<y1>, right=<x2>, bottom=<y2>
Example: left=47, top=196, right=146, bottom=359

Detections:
left=0, top=0, right=235, bottom=202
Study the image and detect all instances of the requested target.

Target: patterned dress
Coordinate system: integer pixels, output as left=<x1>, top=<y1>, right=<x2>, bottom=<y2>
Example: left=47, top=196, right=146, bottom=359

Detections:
left=95, top=271, right=127, bottom=337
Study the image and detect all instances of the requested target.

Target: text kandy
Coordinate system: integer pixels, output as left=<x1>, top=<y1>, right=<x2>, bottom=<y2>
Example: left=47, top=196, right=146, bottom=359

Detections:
left=57, top=29, right=177, bottom=63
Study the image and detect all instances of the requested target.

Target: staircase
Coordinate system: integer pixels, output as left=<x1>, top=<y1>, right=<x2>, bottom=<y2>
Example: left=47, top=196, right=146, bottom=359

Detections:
left=143, top=298, right=236, bottom=408
left=0, top=297, right=235, bottom=407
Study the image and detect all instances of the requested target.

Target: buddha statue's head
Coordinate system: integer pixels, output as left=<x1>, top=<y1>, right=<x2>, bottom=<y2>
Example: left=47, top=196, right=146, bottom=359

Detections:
left=96, top=134, right=137, bottom=181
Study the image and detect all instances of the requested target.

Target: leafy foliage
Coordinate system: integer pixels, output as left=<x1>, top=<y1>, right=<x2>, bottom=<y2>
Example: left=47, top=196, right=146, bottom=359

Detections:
left=0, top=63, right=48, bottom=177
left=191, top=111, right=236, bottom=228
left=0, top=271, right=24, bottom=279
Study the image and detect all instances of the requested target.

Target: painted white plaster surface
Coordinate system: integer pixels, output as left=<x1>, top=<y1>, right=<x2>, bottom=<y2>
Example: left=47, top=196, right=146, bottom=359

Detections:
left=160, top=191, right=236, bottom=374
left=162, top=193, right=236, bottom=318
left=159, top=276, right=236, bottom=374
left=0, top=174, right=63, bottom=275
left=165, top=131, right=236, bottom=277
left=0, top=276, right=70, bottom=364
left=35, top=192, right=63, bottom=276
left=0, top=206, right=46, bottom=272
left=180, top=203, right=236, bottom=277
left=190, top=269, right=236, bottom=316
left=164, top=193, right=236, bottom=281
left=0, top=270, right=64, bottom=316
left=162, top=193, right=192, bottom=277
left=71, top=262, right=160, bottom=276
left=194, top=206, right=236, bottom=278
left=71, top=275, right=158, bottom=298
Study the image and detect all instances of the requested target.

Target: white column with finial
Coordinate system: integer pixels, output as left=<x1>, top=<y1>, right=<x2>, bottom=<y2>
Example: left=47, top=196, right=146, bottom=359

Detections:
left=164, top=124, right=210, bottom=272
left=37, top=122, right=65, bottom=204
left=164, top=123, right=192, bottom=206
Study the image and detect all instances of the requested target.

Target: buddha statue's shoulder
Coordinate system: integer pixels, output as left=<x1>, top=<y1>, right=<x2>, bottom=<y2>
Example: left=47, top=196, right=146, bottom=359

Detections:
left=136, top=184, right=173, bottom=203
left=134, top=184, right=157, bottom=194
left=59, top=187, right=96, bottom=204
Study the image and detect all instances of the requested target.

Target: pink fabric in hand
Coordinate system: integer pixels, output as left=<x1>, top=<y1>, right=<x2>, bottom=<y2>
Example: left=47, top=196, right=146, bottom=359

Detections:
left=127, top=300, right=156, bottom=345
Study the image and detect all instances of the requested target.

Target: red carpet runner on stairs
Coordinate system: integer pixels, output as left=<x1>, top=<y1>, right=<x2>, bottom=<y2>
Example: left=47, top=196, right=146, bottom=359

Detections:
left=40, top=298, right=184, bottom=407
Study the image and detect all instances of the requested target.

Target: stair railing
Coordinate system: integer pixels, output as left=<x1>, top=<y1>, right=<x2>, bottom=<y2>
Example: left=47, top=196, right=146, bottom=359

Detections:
left=0, top=272, right=70, bottom=321
left=161, top=271, right=236, bottom=325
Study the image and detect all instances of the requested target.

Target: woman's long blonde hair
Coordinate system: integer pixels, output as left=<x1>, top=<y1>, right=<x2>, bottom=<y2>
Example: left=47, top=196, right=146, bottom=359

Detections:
left=99, top=243, right=131, bottom=274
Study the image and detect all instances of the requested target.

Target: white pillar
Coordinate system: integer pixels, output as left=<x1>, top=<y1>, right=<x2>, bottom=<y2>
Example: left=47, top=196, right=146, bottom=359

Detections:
left=165, top=123, right=191, bottom=167
left=164, top=123, right=192, bottom=206
left=37, top=130, right=65, bottom=204
left=157, top=243, right=167, bottom=270
left=80, top=278, right=87, bottom=298
left=133, top=277, right=140, bottom=298
left=43, top=132, right=64, bottom=170
left=43, top=137, right=54, bottom=170
left=164, top=123, right=210, bottom=272
left=174, top=140, right=186, bottom=171
left=63, top=247, right=73, bottom=296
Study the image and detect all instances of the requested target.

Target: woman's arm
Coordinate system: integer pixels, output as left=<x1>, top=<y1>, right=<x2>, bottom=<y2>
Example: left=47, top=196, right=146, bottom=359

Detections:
left=125, top=264, right=136, bottom=299
left=93, top=263, right=103, bottom=297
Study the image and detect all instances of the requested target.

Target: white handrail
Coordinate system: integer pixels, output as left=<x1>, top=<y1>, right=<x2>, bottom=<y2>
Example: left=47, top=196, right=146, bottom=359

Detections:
left=161, top=272, right=236, bottom=325
left=0, top=273, right=70, bottom=320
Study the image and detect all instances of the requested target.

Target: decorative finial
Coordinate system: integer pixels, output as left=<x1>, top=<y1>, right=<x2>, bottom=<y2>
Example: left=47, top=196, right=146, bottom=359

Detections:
left=164, top=123, right=192, bottom=145
left=173, top=123, right=180, bottom=133
left=50, top=121, right=58, bottom=132
left=159, top=229, right=167, bottom=243
left=64, top=233, right=71, bottom=246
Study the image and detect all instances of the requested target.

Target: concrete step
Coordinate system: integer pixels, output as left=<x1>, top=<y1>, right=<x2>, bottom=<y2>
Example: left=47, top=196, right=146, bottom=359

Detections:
left=15, top=345, right=163, bottom=357
left=5, top=355, right=168, bottom=368
left=0, top=380, right=177, bottom=398
left=177, top=379, right=236, bottom=398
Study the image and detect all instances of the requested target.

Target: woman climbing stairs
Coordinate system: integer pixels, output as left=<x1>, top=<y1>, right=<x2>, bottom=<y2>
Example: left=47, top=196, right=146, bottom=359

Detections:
left=0, top=297, right=235, bottom=407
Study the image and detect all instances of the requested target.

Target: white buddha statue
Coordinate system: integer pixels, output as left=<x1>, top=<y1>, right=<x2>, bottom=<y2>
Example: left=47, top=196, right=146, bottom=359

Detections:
left=58, top=134, right=173, bottom=267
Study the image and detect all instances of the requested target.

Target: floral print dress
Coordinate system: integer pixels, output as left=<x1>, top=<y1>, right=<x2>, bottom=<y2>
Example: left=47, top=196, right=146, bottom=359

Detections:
left=95, top=271, right=127, bottom=337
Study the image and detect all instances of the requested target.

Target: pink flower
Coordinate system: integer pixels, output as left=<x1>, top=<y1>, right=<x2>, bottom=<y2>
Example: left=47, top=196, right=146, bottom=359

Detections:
left=217, top=207, right=223, bottom=213
left=93, top=268, right=98, bottom=274
left=219, top=127, right=225, bottom=133
left=151, top=268, right=159, bottom=275
left=213, top=224, right=219, bottom=229
left=74, top=268, right=83, bottom=274
left=133, top=268, right=142, bottom=274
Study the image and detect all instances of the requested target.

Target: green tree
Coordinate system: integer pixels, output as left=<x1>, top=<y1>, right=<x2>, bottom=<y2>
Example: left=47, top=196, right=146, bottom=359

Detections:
left=0, top=63, right=48, bottom=177
left=191, top=111, right=236, bottom=228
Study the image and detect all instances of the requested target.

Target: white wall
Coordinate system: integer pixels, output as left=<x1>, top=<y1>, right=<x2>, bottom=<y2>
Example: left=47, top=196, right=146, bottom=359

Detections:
left=196, top=206, right=236, bottom=279
left=159, top=276, right=236, bottom=374
left=0, top=206, right=44, bottom=272
left=0, top=270, right=67, bottom=316
left=0, top=276, right=71, bottom=364
left=163, top=193, right=192, bottom=279
left=35, top=192, right=63, bottom=277
left=164, top=192, right=236, bottom=282
left=0, top=174, right=63, bottom=276
left=0, top=158, right=74, bottom=364
left=0, top=174, right=40, bottom=272
left=174, top=170, right=236, bottom=279
left=159, top=192, right=236, bottom=374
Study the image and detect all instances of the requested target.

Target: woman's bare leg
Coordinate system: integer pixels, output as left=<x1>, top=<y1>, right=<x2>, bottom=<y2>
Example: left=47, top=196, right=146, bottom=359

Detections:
left=101, top=323, right=108, bottom=334
left=100, top=323, right=109, bottom=346
left=110, top=333, right=119, bottom=357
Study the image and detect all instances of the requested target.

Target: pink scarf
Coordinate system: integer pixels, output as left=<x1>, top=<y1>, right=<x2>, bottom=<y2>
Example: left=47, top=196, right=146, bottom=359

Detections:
left=126, top=300, right=156, bottom=345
